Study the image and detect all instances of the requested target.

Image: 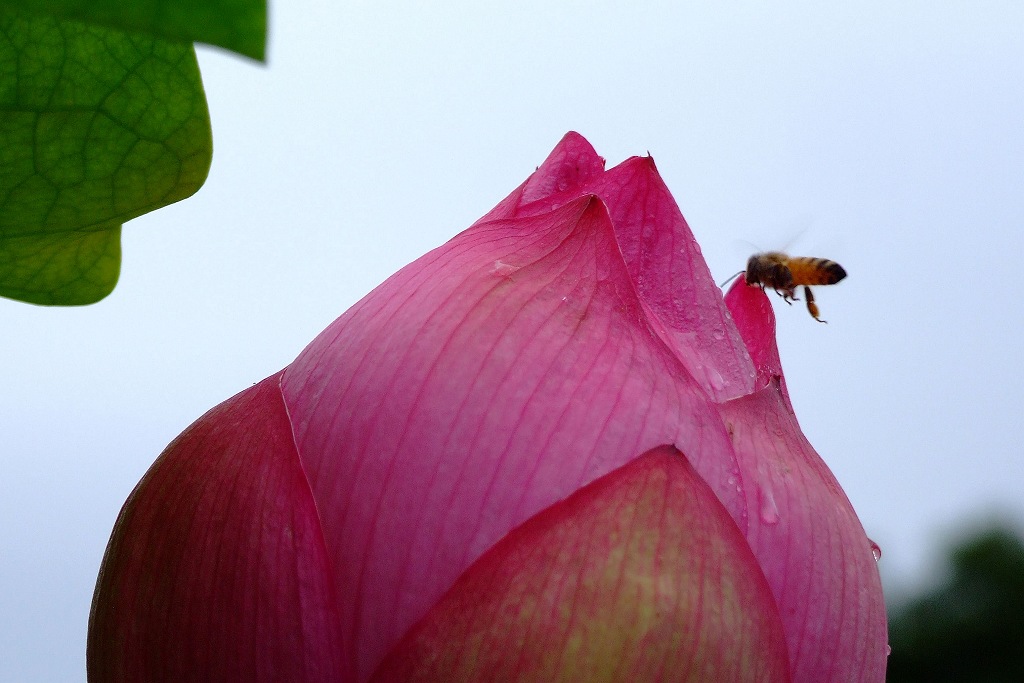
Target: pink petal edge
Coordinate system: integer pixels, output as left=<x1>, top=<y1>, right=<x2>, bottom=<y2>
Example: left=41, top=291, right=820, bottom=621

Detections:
left=723, top=276, right=792, bottom=409
left=371, top=446, right=791, bottom=683
left=720, top=283, right=888, bottom=681
left=473, top=131, right=607, bottom=224
left=480, top=134, right=756, bottom=403
left=88, top=374, right=347, bottom=682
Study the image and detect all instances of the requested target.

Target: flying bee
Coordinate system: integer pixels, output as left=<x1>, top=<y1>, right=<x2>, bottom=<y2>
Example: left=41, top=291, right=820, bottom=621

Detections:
left=741, top=252, right=847, bottom=323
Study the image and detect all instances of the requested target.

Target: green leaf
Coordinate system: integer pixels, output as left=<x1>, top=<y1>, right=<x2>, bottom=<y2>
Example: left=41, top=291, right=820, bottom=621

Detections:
left=0, top=0, right=266, bottom=61
left=0, top=7, right=212, bottom=305
left=0, top=224, right=120, bottom=305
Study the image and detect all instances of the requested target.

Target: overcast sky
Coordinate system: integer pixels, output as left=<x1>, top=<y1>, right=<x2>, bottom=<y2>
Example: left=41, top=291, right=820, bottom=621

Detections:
left=3, top=2, right=1024, bottom=680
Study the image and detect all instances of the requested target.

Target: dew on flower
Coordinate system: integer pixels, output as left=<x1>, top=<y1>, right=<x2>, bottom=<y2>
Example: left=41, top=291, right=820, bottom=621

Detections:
left=759, top=485, right=780, bottom=525
left=492, top=260, right=520, bottom=277
left=869, top=539, right=882, bottom=562
left=706, top=366, right=726, bottom=391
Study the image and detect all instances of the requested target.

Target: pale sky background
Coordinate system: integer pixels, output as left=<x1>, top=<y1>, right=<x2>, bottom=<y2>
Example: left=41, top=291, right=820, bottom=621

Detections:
left=3, top=2, right=1024, bottom=680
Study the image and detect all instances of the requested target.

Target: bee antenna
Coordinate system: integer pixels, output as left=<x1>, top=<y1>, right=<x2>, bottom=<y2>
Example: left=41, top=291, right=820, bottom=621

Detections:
left=718, top=269, right=745, bottom=288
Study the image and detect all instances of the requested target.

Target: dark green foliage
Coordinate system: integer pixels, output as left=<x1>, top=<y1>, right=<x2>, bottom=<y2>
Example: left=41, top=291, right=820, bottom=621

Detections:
left=887, top=525, right=1024, bottom=682
left=0, top=0, right=265, bottom=304
left=0, top=5, right=213, bottom=304
left=0, top=0, right=266, bottom=60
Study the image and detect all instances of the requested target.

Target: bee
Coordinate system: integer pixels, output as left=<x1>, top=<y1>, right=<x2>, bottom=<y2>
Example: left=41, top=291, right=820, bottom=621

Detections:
left=743, top=252, right=847, bottom=323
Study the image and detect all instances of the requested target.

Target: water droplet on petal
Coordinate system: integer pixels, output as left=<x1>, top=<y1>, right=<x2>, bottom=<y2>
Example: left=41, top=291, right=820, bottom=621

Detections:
left=492, top=260, right=519, bottom=277
left=759, top=486, right=780, bottom=525
left=869, top=539, right=882, bottom=562
left=711, top=327, right=725, bottom=341
left=886, top=643, right=892, bottom=657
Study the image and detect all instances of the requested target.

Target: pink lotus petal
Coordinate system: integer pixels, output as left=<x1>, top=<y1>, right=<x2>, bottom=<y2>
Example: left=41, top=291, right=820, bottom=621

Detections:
left=473, top=131, right=607, bottom=224
left=724, top=276, right=792, bottom=408
left=370, top=446, right=791, bottom=683
left=585, top=157, right=755, bottom=402
left=88, top=374, right=346, bottom=682
left=721, top=276, right=887, bottom=680
left=717, top=384, right=888, bottom=680
left=281, top=195, right=746, bottom=681
left=480, top=134, right=755, bottom=402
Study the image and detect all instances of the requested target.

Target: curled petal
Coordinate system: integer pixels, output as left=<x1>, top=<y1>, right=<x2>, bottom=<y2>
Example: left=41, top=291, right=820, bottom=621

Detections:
left=482, top=133, right=755, bottom=401
left=721, top=279, right=887, bottom=680
left=723, top=277, right=790, bottom=408
left=718, top=382, right=888, bottom=681
left=371, top=446, right=791, bottom=683
left=282, top=196, right=744, bottom=680
left=88, top=375, right=346, bottom=682
left=475, top=131, right=607, bottom=223
left=585, top=158, right=755, bottom=401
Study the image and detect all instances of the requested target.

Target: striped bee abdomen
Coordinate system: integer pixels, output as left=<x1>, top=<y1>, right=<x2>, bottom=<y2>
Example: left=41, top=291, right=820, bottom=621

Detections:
left=787, top=257, right=847, bottom=286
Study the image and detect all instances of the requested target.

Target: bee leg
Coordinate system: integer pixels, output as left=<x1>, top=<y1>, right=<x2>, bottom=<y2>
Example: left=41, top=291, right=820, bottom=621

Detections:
left=804, top=286, right=827, bottom=323
left=777, top=287, right=798, bottom=305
